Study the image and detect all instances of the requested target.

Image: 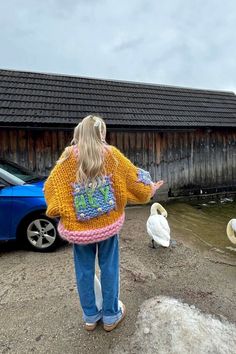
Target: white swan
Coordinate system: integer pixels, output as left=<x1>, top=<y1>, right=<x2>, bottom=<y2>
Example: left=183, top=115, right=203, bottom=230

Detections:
left=146, top=203, right=171, bottom=248
left=226, top=219, right=236, bottom=245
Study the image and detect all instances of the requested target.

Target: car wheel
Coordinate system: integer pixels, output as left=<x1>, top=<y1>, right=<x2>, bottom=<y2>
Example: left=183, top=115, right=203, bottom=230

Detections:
left=21, top=214, right=61, bottom=252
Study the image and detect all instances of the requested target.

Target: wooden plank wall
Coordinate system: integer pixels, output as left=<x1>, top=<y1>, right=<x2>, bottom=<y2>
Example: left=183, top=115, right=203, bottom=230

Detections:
left=0, top=129, right=72, bottom=175
left=108, top=129, right=236, bottom=189
left=0, top=128, right=235, bottom=190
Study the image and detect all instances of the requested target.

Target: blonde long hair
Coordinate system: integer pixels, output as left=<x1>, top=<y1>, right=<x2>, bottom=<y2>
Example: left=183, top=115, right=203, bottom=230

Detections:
left=57, top=115, right=107, bottom=187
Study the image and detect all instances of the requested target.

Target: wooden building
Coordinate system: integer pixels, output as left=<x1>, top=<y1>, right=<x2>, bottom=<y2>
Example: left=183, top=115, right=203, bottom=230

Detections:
left=0, top=69, right=235, bottom=197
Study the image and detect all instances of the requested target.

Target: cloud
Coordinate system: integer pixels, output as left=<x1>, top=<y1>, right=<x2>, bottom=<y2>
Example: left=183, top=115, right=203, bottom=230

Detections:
left=0, top=0, right=235, bottom=91
left=112, top=37, right=144, bottom=52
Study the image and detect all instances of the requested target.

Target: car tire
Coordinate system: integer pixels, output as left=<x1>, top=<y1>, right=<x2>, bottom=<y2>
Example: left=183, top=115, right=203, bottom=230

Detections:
left=20, top=214, right=62, bottom=252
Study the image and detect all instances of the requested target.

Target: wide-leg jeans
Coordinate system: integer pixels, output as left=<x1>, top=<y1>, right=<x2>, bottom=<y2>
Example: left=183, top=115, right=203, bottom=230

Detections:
left=73, top=234, right=122, bottom=325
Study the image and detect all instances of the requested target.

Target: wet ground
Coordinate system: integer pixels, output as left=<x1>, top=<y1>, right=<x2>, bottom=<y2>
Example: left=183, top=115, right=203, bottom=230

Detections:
left=166, top=196, right=236, bottom=255
left=0, top=200, right=235, bottom=353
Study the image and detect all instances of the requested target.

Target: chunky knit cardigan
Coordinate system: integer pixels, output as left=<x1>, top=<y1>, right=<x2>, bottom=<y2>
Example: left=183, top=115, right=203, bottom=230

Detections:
left=44, top=145, right=157, bottom=245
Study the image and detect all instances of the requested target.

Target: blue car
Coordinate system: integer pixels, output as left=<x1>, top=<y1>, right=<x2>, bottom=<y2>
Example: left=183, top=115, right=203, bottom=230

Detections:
left=0, top=158, right=61, bottom=252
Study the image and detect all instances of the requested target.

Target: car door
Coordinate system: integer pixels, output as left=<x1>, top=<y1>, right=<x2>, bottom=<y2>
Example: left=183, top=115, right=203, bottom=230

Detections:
left=0, top=177, right=13, bottom=240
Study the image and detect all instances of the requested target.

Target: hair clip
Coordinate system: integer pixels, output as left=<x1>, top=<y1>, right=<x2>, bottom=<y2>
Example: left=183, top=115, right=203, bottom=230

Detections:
left=94, top=120, right=100, bottom=127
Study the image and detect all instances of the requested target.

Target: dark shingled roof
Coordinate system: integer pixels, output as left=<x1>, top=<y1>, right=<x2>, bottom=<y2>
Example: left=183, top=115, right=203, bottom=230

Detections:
left=0, top=68, right=236, bottom=128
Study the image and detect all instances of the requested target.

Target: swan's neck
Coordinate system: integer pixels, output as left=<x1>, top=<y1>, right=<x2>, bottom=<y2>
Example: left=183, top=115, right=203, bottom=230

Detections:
left=150, top=203, right=168, bottom=217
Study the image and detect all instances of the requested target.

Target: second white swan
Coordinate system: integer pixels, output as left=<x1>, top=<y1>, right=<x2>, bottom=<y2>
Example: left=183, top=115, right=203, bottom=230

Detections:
left=226, top=219, right=236, bottom=245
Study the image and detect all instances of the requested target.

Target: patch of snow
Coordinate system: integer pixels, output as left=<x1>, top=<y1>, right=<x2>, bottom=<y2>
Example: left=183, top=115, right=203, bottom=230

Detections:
left=112, top=296, right=236, bottom=354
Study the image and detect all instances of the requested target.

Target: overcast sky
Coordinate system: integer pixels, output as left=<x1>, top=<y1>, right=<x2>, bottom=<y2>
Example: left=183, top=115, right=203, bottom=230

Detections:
left=0, top=0, right=235, bottom=91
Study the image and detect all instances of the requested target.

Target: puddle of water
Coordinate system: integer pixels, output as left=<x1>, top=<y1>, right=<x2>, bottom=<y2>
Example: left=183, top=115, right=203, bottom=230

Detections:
left=166, top=198, right=236, bottom=255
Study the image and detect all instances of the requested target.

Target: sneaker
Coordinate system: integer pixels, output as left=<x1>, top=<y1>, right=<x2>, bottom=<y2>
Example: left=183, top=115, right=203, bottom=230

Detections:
left=103, top=302, right=126, bottom=332
left=84, top=322, right=98, bottom=331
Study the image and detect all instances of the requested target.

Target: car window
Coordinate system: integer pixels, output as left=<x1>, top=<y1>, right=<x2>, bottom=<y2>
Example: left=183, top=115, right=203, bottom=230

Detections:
left=0, top=177, right=8, bottom=186
left=0, top=168, right=25, bottom=185
left=0, top=161, right=37, bottom=182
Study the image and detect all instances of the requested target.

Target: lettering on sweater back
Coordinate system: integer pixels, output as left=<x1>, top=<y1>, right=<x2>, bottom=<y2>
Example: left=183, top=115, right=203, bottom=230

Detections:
left=72, top=176, right=116, bottom=221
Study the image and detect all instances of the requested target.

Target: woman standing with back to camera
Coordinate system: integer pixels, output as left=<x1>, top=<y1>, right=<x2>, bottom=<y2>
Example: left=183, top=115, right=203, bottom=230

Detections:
left=44, top=115, right=164, bottom=332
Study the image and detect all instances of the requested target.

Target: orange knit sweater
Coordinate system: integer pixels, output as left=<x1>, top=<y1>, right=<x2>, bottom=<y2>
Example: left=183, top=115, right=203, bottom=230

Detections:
left=44, top=145, right=157, bottom=244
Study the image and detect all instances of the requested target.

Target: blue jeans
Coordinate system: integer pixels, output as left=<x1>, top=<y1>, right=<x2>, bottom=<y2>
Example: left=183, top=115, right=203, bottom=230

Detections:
left=73, top=234, right=122, bottom=325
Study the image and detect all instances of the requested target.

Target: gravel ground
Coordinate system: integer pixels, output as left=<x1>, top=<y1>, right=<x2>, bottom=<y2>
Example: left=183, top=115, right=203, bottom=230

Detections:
left=0, top=205, right=236, bottom=354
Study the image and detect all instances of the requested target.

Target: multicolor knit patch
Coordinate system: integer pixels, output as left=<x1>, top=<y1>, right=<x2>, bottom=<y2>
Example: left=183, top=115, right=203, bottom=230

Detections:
left=137, top=168, right=152, bottom=185
left=72, top=176, right=116, bottom=221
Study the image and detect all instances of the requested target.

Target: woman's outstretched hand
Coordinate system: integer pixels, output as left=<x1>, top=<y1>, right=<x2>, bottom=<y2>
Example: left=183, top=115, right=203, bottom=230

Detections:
left=154, top=180, right=165, bottom=189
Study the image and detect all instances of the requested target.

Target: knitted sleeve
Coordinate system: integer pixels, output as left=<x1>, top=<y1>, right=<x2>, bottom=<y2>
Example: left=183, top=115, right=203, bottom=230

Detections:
left=43, top=165, right=61, bottom=218
left=126, top=163, right=156, bottom=204
left=43, top=147, right=73, bottom=218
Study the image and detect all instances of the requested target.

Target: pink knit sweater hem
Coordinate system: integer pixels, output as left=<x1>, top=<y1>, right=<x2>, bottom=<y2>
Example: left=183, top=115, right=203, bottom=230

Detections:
left=58, top=213, right=125, bottom=244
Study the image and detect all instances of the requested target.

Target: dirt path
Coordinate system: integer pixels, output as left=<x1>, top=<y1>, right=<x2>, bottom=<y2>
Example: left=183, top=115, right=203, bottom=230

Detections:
left=0, top=205, right=235, bottom=354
